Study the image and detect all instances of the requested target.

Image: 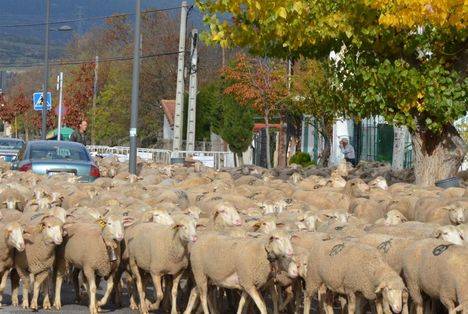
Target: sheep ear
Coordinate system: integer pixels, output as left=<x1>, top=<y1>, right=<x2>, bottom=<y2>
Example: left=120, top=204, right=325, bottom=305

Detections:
left=172, top=224, right=182, bottom=230
left=375, top=282, right=386, bottom=294
left=23, top=231, right=33, bottom=243
left=141, top=211, right=153, bottom=223
left=123, top=217, right=135, bottom=228
left=432, top=230, right=442, bottom=238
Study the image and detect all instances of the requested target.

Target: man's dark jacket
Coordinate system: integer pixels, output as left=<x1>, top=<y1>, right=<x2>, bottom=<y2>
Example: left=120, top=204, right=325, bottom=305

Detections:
left=70, top=130, right=88, bottom=146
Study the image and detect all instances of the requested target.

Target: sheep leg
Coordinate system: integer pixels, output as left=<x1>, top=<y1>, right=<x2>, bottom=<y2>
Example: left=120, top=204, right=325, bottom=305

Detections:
left=42, top=275, right=52, bottom=310
left=129, top=260, right=148, bottom=314
left=53, top=271, right=64, bottom=309
left=184, top=287, right=199, bottom=314
left=97, top=275, right=115, bottom=307
left=11, top=269, right=20, bottom=307
left=72, top=268, right=82, bottom=303
left=84, top=268, right=98, bottom=314
left=16, top=268, right=30, bottom=309
left=347, top=292, right=356, bottom=314
left=402, top=289, right=409, bottom=314
left=0, top=270, right=9, bottom=306
left=30, top=270, right=48, bottom=311
left=270, top=284, right=280, bottom=314
left=279, top=285, right=294, bottom=312
left=406, top=280, right=423, bottom=314
left=374, top=297, right=384, bottom=314
left=170, top=272, right=183, bottom=314
left=236, top=291, right=248, bottom=314
left=246, top=286, right=267, bottom=314
left=149, top=273, right=164, bottom=310
left=197, top=279, right=209, bottom=314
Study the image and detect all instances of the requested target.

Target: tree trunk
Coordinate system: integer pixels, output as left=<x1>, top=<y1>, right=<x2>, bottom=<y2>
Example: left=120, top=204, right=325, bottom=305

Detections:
left=318, top=118, right=333, bottom=167
left=277, top=119, right=287, bottom=168
left=392, top=126, right=407, bottom=171
left=265, top=112, right=272, bottom=169
left=237, top=152, right=244, bottom=167
left=411, top=124, right=466, bottom=186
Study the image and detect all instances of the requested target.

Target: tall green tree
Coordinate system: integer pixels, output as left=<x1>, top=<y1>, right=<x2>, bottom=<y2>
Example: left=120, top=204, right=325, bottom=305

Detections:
left=198, top=0, right=467, bottom=185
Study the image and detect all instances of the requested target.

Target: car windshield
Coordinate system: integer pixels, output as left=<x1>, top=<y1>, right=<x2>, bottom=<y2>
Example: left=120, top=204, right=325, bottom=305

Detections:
left=0, top=139, right=23, bottom=150
left=29, top=144, right=90, bottom=161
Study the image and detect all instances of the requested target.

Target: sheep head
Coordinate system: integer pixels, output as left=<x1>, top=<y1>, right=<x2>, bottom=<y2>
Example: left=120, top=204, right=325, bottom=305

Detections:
left=40, top=215, right=64, bottom=245
left=369, top=176, right=388, bottom=190
left=384, top=210, right=407, bottom=226
left=4, top=222, right=25, bottom=252
left=375, top=275, right=405, bottom=314
left=172, top=215, right=198, bottom=243
left=213, top=203, right=242, bottom=227
left=432, top=225, right=464, bottom=245
left=266, top=230, right=293, bottom=259
left=446, top=203, right=465, bottom=225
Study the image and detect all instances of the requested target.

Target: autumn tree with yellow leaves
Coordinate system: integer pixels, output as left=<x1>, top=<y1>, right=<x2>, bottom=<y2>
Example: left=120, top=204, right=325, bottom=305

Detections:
left=198, top=0, right=467, bottom=185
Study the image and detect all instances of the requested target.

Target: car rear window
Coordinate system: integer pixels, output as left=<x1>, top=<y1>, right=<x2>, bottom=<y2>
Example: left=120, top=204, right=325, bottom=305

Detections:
left=29, top=144, right=90, bottom=161
left=0, top=139, right=23, bottom=150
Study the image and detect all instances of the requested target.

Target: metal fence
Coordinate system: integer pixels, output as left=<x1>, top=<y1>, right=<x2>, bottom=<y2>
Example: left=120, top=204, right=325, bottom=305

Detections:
left=86, top=145, right=235, bottom=169
left=87, top=145, right=172, bottom=164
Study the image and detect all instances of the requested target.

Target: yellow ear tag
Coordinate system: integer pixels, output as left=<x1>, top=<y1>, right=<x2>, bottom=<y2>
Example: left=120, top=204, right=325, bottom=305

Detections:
left=97, top=219, right=106, bottom=230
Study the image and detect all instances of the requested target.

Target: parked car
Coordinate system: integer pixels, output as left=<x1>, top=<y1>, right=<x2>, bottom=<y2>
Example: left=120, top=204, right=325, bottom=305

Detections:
left=11, top=140, right=100, bottom=182
left=0, top=138, right=25, bottom=163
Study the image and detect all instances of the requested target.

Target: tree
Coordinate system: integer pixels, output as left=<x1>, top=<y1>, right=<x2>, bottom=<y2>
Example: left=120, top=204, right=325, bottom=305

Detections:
left=291, top=59, right=347, bottom=166
left=198, top=0, right=467, bottom=185
left=197, top=80, right=254, bottom=165
left=223, top=54, right=288, bottom=168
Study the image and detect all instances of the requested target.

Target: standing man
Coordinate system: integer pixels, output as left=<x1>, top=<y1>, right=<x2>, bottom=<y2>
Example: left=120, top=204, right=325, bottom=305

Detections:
left=70, top=120, right=89, bottom=145
left=339, top=138, right=357, bottom=166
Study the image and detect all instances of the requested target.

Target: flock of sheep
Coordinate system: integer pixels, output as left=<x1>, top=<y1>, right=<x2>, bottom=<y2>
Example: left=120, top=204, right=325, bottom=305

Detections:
left=0, top=157, right=467, bottom=314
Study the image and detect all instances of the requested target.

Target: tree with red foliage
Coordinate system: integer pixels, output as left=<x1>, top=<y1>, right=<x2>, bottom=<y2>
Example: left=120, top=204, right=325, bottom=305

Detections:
left=223, top=54, right=288, bottom=168
left=62, top=63, right=95, bottom=129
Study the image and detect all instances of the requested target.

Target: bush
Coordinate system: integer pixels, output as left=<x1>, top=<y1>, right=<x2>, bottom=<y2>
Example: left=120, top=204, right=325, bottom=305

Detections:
left=289, top=152, right=315, bottom=167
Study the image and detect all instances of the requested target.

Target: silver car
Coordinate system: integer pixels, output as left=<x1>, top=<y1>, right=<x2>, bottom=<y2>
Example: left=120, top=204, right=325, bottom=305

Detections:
left=11, top=140, right=100, bottom=182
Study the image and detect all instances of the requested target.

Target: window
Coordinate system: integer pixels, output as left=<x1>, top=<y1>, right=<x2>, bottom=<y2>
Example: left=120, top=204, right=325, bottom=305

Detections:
left=0, top=139, right=24, bottom=150
left=29, top=144, right=90, bottom=161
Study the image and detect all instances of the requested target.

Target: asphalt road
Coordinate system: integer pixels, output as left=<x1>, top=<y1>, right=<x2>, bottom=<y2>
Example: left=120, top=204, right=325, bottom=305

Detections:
left=0, top=281, right=137, bottom=313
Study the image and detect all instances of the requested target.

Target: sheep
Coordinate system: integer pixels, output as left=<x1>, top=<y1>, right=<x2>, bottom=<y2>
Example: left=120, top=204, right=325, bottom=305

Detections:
left=344, top=178, right=370, bottom=198
left=301, top=237, right=406, bottom=314
left=186, top=230, right=294, bottom=314
left=369, top=176, right=389, bottom=190
left=12, top=215, right=64, bottom=310
left=349, top=198, right=385, bottom=223
left=374, top=209, right=408, bottom=226
left=205, top=202, right=243, bottom=230
left=0, top=222, right=25, bottom=306
left=417, top=201, right=465, bottom=225
left=53, top=214, right=132, bottom=313
left=0, top=188, right=25, bottom=211
left=126, top=215, right=198, bottom=314
left=403, top=239, right=468, bottom=314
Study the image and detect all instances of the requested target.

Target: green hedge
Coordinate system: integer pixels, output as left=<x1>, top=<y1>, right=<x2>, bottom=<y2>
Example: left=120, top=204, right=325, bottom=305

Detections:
left=289, top=152, right=315, bottom=167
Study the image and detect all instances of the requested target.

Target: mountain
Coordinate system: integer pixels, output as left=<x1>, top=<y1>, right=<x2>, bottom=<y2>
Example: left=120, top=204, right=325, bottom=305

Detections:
left=0, top=0, right=201, bottom=66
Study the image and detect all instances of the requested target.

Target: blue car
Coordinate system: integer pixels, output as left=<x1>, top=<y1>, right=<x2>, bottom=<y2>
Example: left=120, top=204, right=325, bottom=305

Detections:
left=11, top=140, right=100, bottom=182
left=0, top=138, right=25, bottom=163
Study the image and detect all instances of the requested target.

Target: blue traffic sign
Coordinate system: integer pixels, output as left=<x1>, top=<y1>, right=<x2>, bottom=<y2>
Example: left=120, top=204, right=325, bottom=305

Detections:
left=33, top=92, right=52, bottom=111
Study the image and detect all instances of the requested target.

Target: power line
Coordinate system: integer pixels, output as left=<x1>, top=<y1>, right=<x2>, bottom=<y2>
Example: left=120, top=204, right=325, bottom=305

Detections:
left=0, top=6, right=183, bottom=28
left=0, top=50, right=186, bottom=68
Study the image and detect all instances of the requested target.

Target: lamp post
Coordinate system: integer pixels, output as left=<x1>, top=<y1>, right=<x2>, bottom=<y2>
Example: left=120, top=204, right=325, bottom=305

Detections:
left=41, top=0, right=72, bottom=140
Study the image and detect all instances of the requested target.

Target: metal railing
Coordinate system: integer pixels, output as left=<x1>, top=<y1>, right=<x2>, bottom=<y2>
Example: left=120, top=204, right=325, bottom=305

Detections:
left=86, top=145, right=234, bottom=169
left=172, top=150, right=235, bottom=169
left=87, top=145, right=172, bottom=164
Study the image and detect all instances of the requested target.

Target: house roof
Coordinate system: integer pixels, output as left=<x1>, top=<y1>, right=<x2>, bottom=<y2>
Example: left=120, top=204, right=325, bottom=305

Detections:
left=253, top=123, right=281, bottom=132
left=161, top=99, right=176, bottom=127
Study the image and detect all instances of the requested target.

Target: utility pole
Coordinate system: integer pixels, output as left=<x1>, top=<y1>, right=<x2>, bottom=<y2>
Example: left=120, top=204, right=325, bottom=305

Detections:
left=92, top=56, right=99, bottom=145
left=172, top=1, right=188, bottom=153
left=129, top=0, right=141, bottom=175
left=56, top=72, right=63, bottom=141
left=42, top=0, right=50, bottom=140
left=186, top=29, right=198, bottom=151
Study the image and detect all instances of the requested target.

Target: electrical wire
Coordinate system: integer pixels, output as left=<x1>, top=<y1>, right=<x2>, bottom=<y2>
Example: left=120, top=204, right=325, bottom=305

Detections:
left=0, top=50, right=186, bottom=68
left=0, top=6, right=183, bottom=28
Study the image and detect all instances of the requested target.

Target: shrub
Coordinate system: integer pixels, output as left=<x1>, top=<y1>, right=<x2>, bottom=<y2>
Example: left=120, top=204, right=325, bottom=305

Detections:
left=289, top=152, right=315, bottom=167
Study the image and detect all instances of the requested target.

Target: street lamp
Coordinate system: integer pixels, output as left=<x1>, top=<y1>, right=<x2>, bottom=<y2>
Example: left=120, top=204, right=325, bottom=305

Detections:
left=41, top=0, right=72, bottom=140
